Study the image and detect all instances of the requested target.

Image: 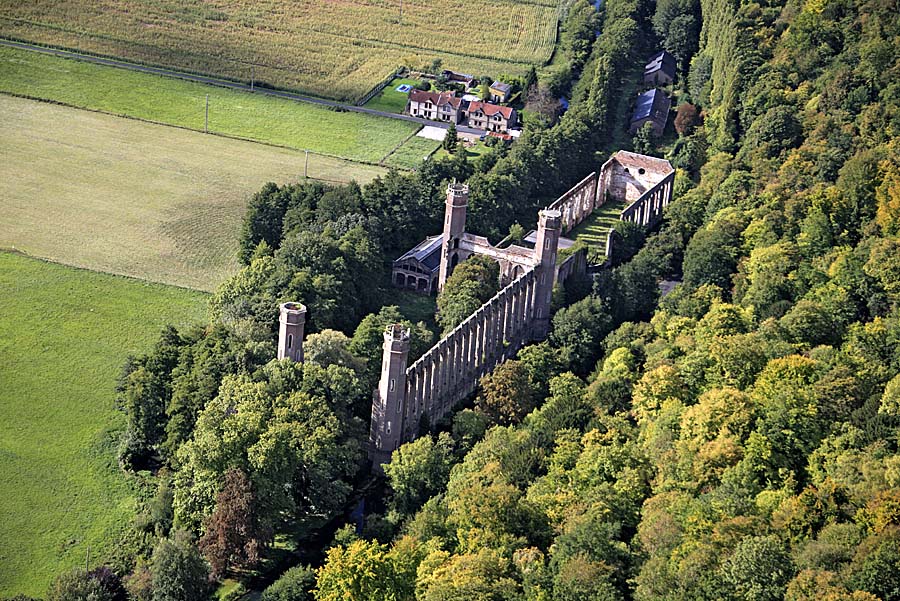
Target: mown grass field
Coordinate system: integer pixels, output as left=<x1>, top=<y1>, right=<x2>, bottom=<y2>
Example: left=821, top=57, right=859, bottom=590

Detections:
left=383, top=135, right=441, bottom=169
left=0, top=0, right=560, bottom=101
left=0, top=251, right=208, bottom=598
left=0, top=46, right=417, bottom=163
left=0, top=94, right=386, bottom=291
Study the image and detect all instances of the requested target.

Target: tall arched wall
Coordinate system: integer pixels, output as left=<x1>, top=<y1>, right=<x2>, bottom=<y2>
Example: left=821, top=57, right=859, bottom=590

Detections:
left=372, top=151, right=675, bottom=468
left=401, top=267, right=538, bottom=440
left=605, top=170, right=675, bottom=259
left=547, top=171, right=601, bottom=234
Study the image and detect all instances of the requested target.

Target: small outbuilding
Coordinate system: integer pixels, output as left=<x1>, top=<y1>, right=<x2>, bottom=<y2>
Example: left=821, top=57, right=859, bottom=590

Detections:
left=630, top=88, right=671, bottom=135
left=643, top=50, right=677, bottom=86
left=441, top=70, right=478, bottom=89
left=489, top=81, right=513, bottom=103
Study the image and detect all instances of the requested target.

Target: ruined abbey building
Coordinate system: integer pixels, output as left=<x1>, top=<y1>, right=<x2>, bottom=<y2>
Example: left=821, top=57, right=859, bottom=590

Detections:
left=276, top=151, right=674, bottom=472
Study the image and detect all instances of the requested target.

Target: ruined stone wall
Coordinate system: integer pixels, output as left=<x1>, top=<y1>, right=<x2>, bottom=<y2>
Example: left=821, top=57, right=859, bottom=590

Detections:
left=401, top=267, right=538, bottom=439
left=605, top=169, right=675, bottom=259
left=547, top=171, right=600, bottom=234
left=371, top=152, right=675, bottom=469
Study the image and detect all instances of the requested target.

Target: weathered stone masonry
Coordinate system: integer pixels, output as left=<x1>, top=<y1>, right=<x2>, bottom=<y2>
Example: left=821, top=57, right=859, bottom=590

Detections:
left=273, top=151, right=674, bottom=471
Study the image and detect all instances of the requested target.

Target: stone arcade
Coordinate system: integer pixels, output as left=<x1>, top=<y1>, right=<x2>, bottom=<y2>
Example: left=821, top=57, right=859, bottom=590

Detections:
left=277, top=151, right=675, bottom=472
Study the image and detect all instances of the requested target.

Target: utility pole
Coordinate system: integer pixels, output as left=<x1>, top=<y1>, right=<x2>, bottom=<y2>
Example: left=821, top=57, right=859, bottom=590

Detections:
left=251, top=64, right=255, bottom=92
left=304, top=150, right=310, bottom=178
left=205, top=94, right=209, bottom=133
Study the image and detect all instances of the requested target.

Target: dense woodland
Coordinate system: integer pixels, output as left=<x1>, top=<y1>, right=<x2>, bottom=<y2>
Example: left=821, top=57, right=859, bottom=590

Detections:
left=17, top=0, right=900, bottom=598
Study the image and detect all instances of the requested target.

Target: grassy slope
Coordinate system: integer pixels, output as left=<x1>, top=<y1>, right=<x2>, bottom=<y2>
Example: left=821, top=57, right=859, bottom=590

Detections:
left=0, top=95, right=386, bottom=291
left=0, top=251, right=208, bottom=597
left=568, top=200, right=626, bottom=258
left=0, top=46, right=417, bottom=163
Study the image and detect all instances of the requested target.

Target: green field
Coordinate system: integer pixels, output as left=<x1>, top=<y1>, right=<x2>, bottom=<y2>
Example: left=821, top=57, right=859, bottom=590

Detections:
left=0, top=94, right=386, bottom=291
left=0, top=46, right=418, bottom=163
left=0, top=251, right=208, bottom=597
left=383, top=135, right=441, bottom=169
left=364, top=77, right=420, bottom=113
left=0, top=0, right=559, bottom=101
left=568, top=200, right=626, bottom=259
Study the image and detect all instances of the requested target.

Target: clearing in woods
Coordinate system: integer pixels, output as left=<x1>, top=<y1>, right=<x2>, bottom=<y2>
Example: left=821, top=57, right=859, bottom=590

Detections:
left=0, top=46, right=419, bottom=164
left=0, top=0, right=562, bottom=101
left=0, top=94, right=387, bottom=291
left=0, top=251, right=208, bottom=598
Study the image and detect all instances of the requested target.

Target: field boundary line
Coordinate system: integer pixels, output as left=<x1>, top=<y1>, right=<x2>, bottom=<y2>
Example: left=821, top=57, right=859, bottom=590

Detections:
left=0, top=247, right=215, bottom=294
left=379, top=126, right=424, bottom=165
left=0, top=91, right=405, bottom=174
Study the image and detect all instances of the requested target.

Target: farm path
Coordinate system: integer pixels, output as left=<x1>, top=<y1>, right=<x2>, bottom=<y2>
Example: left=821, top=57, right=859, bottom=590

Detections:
left=0, top=38, right=488, bottom=136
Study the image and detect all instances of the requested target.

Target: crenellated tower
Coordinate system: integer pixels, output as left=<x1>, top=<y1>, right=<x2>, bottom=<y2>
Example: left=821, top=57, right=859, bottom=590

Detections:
left=277, top=302, right=307, bottom=362
left=437, top=182, right=469, bottom=291
left=531, top=209, right=562, bottom=340
left=369, top=323, right=410, bottom=471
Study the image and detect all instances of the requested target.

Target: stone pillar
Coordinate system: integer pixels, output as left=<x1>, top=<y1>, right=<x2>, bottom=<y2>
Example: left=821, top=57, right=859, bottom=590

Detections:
left=438, top=182, right=469, bottom=291
left=423, top=358, right=434, bottom=417
left=493, top=300, right=504, bottom=364
left=277, top=302, right=307, bottom=362
left=369, top=324, right=410, bottom=472
left=531, top=210, right=560, bottom=340
left=407, top=368, right=419, bottom=437
left=454, top=332, right=465, bottom=400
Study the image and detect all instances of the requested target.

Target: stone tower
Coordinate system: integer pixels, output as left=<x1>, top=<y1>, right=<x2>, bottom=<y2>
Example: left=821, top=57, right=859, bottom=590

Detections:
left=369, top=323, right=410, bottom=471
left=277, top=302, right=307, bottom=362
left=438, top=182, right=469, bottom=291
left=531, top=209, right=562, bottom=340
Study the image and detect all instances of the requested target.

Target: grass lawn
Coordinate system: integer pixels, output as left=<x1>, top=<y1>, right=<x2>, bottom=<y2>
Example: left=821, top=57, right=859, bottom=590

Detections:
left=0, top=0, right=557, bottom=100
left=0, top=95, right=386, bottom=291
left=0, top=46, right=417, bottom=163
left=0, top=251, right=208, bottom=597
left=434, top=139, right=493, bottom=161
left=364, top=77, right=421, bottom=114
left=383, top=135, right=442, bottom=169
left=567, top=200, right=626, bottom=260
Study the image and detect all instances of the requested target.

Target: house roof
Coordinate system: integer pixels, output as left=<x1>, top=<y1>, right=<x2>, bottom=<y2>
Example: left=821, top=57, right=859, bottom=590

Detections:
left=394, top=235, right=442, bottom=272
left=644, top=50, right=676, bottom=78
left=442, top=69, right=475, bottom=83
left=467, top=101, right=515, bottom=119
left=490, top=81, right=512, bottom=93
left=631, top=89, right=670, bottom=123
left=408, top=89, right=464, bottom=108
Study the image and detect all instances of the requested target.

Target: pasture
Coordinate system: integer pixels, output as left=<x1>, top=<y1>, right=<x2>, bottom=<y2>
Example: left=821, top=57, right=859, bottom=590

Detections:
left=0, top=0, right=561, bottom=101
left=383, top=135, right=441, bottom=169
left=0, top=251, right=208, bottom=597
left=0, top=46, right=417, bottom=163
left=0, top=95, right=386, bottom=291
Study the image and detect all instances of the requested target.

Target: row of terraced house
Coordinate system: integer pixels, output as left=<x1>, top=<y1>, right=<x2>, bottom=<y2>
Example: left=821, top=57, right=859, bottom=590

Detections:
left=406, top=89, right=518, bottom=133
